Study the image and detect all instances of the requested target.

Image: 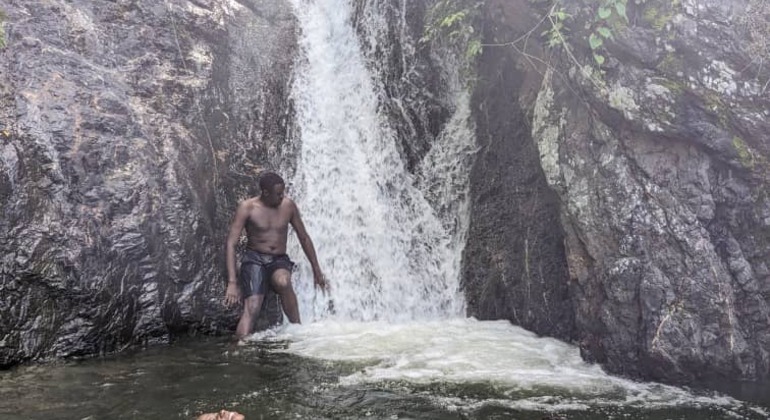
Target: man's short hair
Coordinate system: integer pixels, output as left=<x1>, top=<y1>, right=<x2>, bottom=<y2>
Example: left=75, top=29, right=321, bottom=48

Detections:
left=259, top=171, right=285, bottom=192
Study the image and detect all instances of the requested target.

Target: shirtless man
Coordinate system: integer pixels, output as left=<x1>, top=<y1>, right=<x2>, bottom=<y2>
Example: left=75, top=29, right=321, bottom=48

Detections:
left=224, top=171, right=326, bottom=337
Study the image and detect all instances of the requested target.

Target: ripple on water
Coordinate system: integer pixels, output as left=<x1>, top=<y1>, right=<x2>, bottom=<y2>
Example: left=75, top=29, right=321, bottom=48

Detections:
left=1, top=319, right=768, bottom=419
left=251, top=318, right=770, bottom=419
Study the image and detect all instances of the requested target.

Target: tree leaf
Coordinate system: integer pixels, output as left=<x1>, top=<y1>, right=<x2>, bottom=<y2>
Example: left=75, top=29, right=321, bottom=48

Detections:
left=615, top=3, right=628, bottom=21
left=597, top=27, right=613, bottom=38
left=589, top=33, right=603, bottom=50
left=593, top=54, right=606, bottom=65
left=548, top=37, right=561, bottom=47
left=598, top=7, right=611, bottom=19
left=466, top=40, right=481, bottom=60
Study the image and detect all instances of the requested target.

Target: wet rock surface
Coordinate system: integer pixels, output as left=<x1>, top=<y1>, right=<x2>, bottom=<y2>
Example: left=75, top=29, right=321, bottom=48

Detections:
left=0, top=0, right=296, bottom=366
left=2, top=0, right=769, bottom=390
left=350, top=0, right=455, bottom=173
left=469, top=0, right=770, bottom=384
left=462, top=0, right=575, bottom=343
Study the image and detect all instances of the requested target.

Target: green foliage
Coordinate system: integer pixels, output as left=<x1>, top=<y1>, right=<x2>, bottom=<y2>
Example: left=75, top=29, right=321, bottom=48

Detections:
left=589, top=0, right=627, bottom=65
left=541, top=7, right=570, bottom=48
left=422, top=0, right=483, bottom=62
left=540, top=0, right=628, bottom=66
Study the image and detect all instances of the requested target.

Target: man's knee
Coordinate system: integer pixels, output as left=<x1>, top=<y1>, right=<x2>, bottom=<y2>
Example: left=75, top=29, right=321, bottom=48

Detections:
left=271, top=270, right=293, bottom=293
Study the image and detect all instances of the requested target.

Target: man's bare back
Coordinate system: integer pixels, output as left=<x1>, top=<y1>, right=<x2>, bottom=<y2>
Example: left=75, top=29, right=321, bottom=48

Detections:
left=224, top=172, right=327, bottom=337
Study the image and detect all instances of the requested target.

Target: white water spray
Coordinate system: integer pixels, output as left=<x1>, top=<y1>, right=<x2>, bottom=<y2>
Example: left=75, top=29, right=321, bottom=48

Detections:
left=286, top=0, right=474, bottom=322
left=250, top=2, right=769, bottom=415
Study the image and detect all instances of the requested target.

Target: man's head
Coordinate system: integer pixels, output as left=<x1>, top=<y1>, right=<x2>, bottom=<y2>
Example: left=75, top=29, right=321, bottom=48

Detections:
left=258, top=171, right=285, bottom=208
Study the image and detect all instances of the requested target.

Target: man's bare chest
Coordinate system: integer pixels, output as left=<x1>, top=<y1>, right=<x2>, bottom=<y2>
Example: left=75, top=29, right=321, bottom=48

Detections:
left=247, top=208, right=290, bottom=232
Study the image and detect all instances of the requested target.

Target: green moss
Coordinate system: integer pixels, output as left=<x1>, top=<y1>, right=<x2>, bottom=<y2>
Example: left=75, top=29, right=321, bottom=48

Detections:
left=731, top=136, right=770, bottom=179
left=658, top=78, right=685, bottom=95
left=657, top=53, right=684, bottom=75
left=703, top=91, right=724, bottom=109
left=702, top=90, right=730, bottom=126
left=733, top=136, right=756, bottom=169
left=643, top=6, right=673, bottom=31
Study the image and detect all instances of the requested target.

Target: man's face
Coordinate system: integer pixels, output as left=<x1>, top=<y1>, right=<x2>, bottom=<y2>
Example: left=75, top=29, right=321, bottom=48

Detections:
left=262, top=183, right=285, bottom=208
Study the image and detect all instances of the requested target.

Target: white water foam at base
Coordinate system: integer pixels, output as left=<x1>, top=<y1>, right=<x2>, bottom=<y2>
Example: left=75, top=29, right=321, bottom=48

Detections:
left=246, top=318, right=768, bottom=417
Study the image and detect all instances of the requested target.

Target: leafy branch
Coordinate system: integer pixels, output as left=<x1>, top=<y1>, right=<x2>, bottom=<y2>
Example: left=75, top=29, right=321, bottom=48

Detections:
left=588, top=0, right=628, bottom=65
left=422, top=0, right=483, bottom=62
left=542, top=2, right=607, bottom=92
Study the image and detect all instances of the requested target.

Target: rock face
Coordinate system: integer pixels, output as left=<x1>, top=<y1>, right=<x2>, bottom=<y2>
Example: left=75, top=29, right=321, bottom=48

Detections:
left=2, top=0, right=769, bottom=389
left=461, top=0, right=576, bottom=344
left=0, top=0, right=296, bottom=366
left=350, top=0, right=454, bottom=173
left=0, top=0, right=462, bottom=368
left=467, top=0, right=770, bottom=384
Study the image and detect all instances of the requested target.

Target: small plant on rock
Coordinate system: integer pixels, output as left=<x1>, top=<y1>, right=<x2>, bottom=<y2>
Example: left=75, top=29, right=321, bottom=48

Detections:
left=588, top=0, right=628, bottom=66
left=422, top=0, right=483, bottom=62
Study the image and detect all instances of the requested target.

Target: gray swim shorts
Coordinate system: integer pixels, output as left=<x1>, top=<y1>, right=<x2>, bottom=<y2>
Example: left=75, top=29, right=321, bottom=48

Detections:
left=239, top=249, right=295, bottom=296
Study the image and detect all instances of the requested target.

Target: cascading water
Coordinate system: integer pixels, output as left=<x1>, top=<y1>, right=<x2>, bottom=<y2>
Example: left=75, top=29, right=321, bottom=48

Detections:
left=286, top=0, right=473, bottom=323
left=2, top=1, right=768, bottom=418
left=253, top=0, right=769, bottom=416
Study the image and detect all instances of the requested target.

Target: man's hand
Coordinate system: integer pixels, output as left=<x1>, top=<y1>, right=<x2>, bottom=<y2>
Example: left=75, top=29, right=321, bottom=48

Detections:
left=313, top=269, right=329, bottom=292
left=224, top=282, right=241, bottom=307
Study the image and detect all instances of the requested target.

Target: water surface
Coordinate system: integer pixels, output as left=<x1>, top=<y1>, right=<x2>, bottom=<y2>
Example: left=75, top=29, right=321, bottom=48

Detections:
left=2, top=319, right=768, bottom=420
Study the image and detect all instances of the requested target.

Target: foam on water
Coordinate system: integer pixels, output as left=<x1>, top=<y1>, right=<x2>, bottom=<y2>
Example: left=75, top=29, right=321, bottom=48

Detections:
left=249, top=319, right=767, bottom=417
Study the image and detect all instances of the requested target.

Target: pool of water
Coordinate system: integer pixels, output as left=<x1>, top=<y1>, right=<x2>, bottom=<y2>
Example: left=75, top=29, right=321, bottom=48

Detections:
left=1, top=319, right=768, bottom=420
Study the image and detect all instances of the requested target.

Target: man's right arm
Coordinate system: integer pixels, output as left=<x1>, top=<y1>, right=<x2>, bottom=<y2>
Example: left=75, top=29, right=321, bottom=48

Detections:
left=225, top=201, right=250, bottom=305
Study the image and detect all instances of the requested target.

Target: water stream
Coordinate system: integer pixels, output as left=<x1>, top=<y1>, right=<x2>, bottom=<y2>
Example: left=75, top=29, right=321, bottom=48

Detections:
left=1, top=0, right=769, bottom=418
left=285, top=0, right=470, bottom=323
left=1, top=327, right=768, bottom=419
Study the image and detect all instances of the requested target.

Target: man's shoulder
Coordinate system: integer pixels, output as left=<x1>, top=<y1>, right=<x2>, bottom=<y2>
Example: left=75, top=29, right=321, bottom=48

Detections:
left=281, top=197, right=297, bottom=212
left=238, top=197, right=261, bottom=210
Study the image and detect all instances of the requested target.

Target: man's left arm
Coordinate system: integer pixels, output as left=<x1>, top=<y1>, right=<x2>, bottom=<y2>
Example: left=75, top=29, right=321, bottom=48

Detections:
left=289, top=200, right=327, bottom=290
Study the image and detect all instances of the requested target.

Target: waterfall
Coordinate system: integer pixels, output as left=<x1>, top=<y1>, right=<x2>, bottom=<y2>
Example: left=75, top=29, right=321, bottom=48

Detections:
left=286, top=0, right=475, bottom=323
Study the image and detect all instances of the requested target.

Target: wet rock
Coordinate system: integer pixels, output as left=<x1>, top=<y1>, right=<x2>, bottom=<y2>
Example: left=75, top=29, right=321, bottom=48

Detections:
left=462, top=0, right=576, bottom=343
left=0, top=0, right=297, bottom=366
left=473, top=0, right=770, bottom=384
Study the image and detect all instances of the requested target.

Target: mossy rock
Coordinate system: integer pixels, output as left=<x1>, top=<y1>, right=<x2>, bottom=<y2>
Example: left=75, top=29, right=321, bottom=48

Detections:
left=733, top=136, right=756, bottom=169
left=657, top=53, right=684, bottom=76
left=643, top=5, right=675, bottom=31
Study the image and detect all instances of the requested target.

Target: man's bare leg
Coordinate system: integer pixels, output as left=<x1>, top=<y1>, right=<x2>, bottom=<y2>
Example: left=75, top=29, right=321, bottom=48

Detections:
left=271, top=269, right=301, bottom=323
left=236, top=294, right=265, bottom=338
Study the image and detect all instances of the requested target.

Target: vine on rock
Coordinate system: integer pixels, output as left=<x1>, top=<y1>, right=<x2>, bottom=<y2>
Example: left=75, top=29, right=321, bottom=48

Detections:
left=588, top=0, right=628, bottom=65
left=422, top=0, right=483, bottom=67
